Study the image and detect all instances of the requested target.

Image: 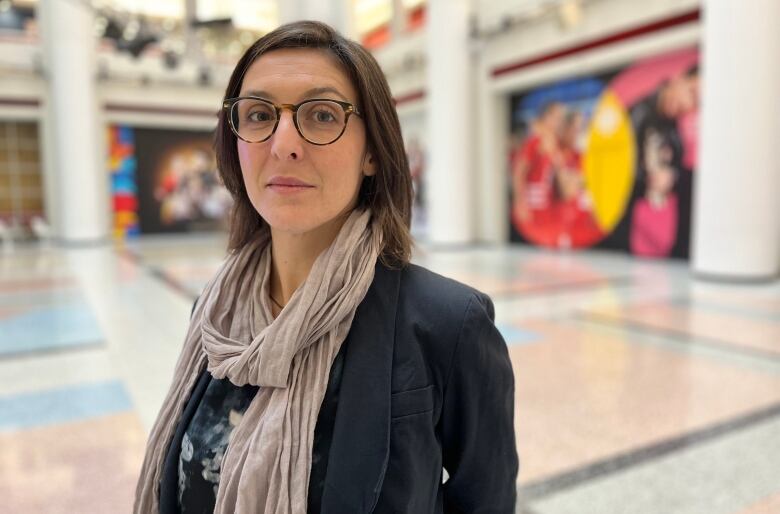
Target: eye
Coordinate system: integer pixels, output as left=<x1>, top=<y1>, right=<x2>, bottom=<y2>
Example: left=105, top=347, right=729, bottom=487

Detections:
left=236, top=99, right=275, bottom=125
left=312, top=109, right=337, bottom=123
left=247, top=110, right=274, bottom=123
left=301, top=100, right=342, bottom=125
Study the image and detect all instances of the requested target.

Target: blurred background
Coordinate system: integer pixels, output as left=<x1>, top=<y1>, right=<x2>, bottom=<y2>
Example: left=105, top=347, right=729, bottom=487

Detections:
left=0, top=0, right=778, bottom=513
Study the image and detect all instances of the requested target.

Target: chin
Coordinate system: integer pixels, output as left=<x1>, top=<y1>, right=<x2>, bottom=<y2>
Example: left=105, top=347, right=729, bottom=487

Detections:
left=262, top=214, right=309, bottom=233
left=260, top=209, right=320, bottom=235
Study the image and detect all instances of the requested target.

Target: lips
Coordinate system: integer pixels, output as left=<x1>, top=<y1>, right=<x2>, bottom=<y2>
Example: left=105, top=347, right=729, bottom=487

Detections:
left=266, top=175, right=315, bottom=194
left=267, top=176, right=314, bottom=187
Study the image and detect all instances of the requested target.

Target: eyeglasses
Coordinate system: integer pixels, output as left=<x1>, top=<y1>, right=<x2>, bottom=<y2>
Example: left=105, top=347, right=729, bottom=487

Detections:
left=222, top=97, right=362, bottom=146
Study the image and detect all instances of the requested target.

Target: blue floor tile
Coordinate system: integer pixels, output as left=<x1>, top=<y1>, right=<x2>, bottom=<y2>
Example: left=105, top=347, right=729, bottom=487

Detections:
left=0, top=380, right=132, bottom=432
left=497, top=323, right=541, bottom=345
left=0, top=303, right=104, bottom=356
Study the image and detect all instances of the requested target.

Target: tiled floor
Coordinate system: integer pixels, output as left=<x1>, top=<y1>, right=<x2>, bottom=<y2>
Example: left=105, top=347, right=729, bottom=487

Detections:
left=1, top=236, right=778, bottom=514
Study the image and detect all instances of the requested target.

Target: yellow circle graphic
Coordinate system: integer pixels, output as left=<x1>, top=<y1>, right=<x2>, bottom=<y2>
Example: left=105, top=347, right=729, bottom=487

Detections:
left=582, top=90, right=635, bottom=232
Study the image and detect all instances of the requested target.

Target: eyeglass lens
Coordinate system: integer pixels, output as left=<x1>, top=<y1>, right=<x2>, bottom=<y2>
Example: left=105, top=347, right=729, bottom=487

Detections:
left=231, top=99, right=348, bottom=144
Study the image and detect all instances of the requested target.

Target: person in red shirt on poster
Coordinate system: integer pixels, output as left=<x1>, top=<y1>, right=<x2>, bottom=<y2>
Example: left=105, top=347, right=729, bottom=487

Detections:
left=512, top=104, right=602, bottom=249
left=511, top=102, right=566, bottom=246
left=552, top=111, right=603, bottom=248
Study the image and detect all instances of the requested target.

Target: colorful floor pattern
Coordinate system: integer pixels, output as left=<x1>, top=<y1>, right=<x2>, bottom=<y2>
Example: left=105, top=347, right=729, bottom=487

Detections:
left=1, top=239, right=778, bottom=514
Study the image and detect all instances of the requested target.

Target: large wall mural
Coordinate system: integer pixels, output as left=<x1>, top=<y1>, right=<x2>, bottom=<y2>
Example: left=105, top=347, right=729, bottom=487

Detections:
left=509, top=47, right=699, bottom=259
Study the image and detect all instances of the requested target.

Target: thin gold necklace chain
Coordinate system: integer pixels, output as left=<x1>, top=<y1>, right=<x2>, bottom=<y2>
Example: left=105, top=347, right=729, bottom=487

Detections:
left=269, top=293, right=285, bottom=310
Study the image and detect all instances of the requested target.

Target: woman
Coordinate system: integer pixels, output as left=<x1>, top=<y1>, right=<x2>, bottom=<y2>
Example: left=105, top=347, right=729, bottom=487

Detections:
left=134, top=21, right=517, bottom=514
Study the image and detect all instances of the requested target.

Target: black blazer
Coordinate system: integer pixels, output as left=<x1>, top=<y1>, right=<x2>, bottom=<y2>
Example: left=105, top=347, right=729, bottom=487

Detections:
left=159, top=262, right=518, bottom=513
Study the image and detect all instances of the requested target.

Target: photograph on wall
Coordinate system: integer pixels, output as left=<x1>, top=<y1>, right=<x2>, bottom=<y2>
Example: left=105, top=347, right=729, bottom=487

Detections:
left=508, top=46, right=699, bottom=259
left=134, top=128, right=232, bottom=234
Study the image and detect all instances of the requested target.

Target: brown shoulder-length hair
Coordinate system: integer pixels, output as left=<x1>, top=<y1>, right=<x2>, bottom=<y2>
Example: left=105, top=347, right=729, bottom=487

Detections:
left=214, top=20, right=413, bottom=267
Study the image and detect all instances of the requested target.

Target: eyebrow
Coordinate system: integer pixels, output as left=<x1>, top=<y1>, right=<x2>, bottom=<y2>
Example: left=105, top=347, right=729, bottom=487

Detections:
left=239, top=86, right=350, bottom=102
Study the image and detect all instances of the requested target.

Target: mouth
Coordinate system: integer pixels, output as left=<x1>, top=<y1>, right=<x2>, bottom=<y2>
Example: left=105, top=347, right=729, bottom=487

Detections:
left=266, top=176, right=315, bottom=194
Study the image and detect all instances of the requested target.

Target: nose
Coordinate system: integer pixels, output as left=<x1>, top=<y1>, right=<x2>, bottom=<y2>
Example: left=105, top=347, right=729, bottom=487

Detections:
left=270, top=110, right=305, bottom=161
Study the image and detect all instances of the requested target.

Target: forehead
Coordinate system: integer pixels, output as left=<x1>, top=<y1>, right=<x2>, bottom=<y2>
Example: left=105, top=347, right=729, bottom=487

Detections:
left=239, top=48, right=357, bottom=102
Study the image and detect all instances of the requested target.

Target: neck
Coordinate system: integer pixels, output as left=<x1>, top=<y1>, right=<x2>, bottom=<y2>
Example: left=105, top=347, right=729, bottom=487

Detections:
left=269, top=212, right=351, bottom=306
left=647, top=190, right=667, bottom=207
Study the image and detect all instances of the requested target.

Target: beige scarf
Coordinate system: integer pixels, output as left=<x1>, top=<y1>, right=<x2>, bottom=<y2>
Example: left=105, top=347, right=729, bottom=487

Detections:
left=134, top=209, right=381, bottom=513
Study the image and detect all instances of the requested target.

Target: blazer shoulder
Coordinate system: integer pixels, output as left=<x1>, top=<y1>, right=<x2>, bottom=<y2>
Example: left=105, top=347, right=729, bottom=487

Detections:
left=397, top=263, right=493, bottom=324
left=387, top=263, right=500, bottom=394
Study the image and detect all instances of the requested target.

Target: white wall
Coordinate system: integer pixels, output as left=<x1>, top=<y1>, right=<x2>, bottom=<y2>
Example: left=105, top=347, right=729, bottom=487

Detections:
left=100, top=83, right=221, bottom=130
left=0, top=34, right=229, bottom=130
left=373, top=30, right=427, bottom=101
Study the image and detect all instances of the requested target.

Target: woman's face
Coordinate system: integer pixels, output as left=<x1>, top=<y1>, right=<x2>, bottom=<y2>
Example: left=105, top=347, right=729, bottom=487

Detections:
left=649, top=165, right=675, bottom=196
left=659, top=74, right=699, bottom=118
left=543, top=104, right=566, bottom=134
left=236, top=48, right=374, bottom=236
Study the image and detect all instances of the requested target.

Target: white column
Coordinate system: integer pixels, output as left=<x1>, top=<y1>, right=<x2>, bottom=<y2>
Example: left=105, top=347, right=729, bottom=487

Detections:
left=390, top=0, right=405, bottom=37
left=475, top=87, right=508, bottom=244
left=425, top=0, right=474, bottom=244
left=38, top=0, right=109, bottom=244
left=278, top=0, right=355, bottom=38
left=692, top=0, right=780, bottom=279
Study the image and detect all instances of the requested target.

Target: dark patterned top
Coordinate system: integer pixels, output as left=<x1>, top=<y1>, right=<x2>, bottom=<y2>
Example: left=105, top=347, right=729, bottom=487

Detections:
left=176, top=344, right=346, bottom=514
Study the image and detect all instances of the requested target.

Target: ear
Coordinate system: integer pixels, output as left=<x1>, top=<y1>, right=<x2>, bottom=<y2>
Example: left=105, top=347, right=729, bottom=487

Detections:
left=362, top=152, right=377, bottom=177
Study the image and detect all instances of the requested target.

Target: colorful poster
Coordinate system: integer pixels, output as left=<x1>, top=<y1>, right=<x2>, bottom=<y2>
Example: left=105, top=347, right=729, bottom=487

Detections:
left=107, top=125, right=139, bottom=239
left=508, top=47, right=699, bottom=259
left=134, top=128, right=232, bottom=234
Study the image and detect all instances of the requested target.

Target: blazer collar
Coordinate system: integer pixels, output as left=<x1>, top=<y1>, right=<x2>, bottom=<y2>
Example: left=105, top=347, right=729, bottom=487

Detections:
left=320, top=262, right=400, bottom=514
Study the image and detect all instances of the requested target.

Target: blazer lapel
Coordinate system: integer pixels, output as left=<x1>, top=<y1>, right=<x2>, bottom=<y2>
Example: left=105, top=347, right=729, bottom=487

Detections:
left=320, top=263, right=399, bottom=514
